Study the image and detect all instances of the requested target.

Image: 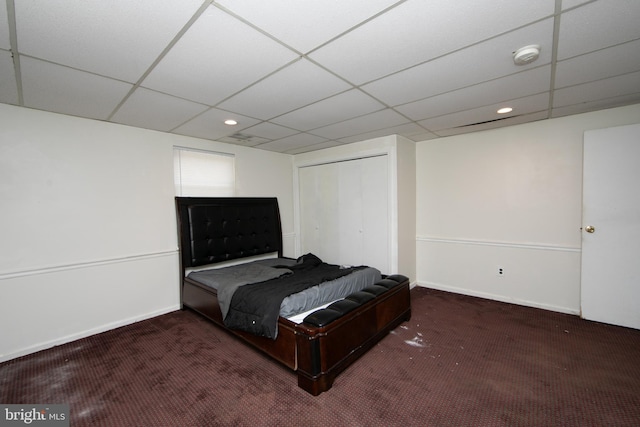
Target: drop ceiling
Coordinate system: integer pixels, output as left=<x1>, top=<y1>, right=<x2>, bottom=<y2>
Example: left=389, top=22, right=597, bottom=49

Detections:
left=1, top=0, right=639, bottom=154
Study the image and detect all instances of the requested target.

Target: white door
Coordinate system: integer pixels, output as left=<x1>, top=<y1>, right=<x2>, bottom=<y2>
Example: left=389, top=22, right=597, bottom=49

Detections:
left=581, top=123, right=640, bottom=329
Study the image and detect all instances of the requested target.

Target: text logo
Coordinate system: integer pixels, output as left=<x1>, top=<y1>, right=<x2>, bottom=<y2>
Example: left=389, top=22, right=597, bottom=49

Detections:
left=1, top=405, right=69, bottom=427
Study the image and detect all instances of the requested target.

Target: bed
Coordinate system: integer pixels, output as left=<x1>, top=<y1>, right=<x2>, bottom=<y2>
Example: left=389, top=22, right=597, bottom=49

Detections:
left=175, top=196, right=411, bottom=395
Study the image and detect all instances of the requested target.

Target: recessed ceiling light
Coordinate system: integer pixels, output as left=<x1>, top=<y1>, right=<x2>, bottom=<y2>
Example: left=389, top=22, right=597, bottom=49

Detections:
left=497, top=107, right=513, bottom=114
left=224, top=119, right=238, bottom=126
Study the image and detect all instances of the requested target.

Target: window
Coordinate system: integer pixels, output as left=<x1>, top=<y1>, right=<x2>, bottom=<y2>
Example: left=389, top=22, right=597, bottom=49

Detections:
left=173, top=147, right=235, bottom=196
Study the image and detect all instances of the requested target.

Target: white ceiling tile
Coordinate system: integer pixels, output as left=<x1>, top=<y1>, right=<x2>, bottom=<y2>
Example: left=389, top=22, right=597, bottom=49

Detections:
left=0, top=51, right=18, bottom=105
left=402, top=131, right=439, bottom=142
left=557, top=0, right=640, bottom=60
left=397, top=66, right=551, bottom=121
left=338, top=122, right=426, bottom=143
left=310, top=0, right=555, bottom=84
left=561, top=0, right=592, bottom=10
left=435, top=111, right=548, bottom=137
left=173, top=107, right=261, bottom=141
left=285, top=140, right=345, bottom=155
left=217, top=59, right=351, bottom=120
left=215, top=0, right=401, bottom=53
left=310, top=109, right=409, bottom=139
left=256, top=133, right=329, bottom=153
left=142, top=5, right=299, bottom=106
left=14, top=0, right=204, bottom=82
left=362, top=19, right=554, bottom=107
left=553, top=71, right=640, bottom=108
left=20, top=57, right=132, bottom=120
left=111, top=88, right=209, bottom=132
left=271, top=89, right=385, bottom=130
left=241, top=122, right=299, bottom=140
left=551, top=92, right=640, bottom=118
left=0, top=3, right=10, bottom=50
left=419, top=93, right=549, bottom=132
left=555, top=39, right=640, bottom=88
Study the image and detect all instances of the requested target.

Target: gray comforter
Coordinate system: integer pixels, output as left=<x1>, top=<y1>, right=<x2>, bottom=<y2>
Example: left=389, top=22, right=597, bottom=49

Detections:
left=188, top=263, right=292, bottom=319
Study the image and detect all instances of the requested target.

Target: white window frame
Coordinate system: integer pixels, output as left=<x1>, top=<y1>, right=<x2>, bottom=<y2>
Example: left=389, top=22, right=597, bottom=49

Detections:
left=173, top=147, right=235, bottom=197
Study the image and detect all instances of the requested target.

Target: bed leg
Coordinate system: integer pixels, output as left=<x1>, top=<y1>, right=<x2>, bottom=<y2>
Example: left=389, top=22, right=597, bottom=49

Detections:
left=297, top=372, right=333, bottom=396
left=295, top=329, right=333, bottom=395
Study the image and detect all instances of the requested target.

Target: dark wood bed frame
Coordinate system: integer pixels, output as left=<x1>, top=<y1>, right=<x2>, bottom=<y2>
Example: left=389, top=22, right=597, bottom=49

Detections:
left=176, top=197, right=411, bottom=395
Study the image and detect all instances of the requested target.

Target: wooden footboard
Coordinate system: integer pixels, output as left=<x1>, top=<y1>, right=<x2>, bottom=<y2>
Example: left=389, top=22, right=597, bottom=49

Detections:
left=294, top=275, right=411, bottom=395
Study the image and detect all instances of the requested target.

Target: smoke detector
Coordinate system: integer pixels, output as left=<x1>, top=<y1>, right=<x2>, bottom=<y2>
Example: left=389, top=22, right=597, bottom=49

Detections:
left=513, top=45, right=540, bottom=65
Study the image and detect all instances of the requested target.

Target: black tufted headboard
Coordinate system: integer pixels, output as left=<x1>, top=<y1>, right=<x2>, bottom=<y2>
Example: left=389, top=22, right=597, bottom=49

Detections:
left=176, top=197, right=283, bottom=268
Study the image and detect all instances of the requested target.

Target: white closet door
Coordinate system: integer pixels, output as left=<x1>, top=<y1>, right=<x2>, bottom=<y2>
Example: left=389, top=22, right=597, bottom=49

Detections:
left=298, top=166, right=318, bottom=257
left=299, top=155, right=389, bottom=272
left=337, top=159, right=365, bottom=265
left=360, top=155, right=389, bottom=272
left=299, top=162, right=338, bottom=260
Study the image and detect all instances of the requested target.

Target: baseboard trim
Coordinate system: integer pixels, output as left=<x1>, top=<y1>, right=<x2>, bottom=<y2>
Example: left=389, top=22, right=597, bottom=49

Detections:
left=416, top=281, right=580, bottom=316
left=0, top=304, right=180, bottom=363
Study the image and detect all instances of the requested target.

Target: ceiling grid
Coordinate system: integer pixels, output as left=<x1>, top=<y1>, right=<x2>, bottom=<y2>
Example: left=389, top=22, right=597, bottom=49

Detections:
left=0, top=0, right=638, bottom=153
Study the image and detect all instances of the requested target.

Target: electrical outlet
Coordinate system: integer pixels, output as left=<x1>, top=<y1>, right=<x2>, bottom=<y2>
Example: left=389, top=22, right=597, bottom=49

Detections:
left=497, top=267, right=504, bottom=276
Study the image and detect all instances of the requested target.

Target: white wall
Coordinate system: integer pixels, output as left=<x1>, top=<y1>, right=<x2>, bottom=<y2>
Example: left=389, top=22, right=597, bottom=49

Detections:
left=4, top=99, right=638, bottom=362
left=396, top=136, right=417, bottom=281
left=0, top=104, right=293, bottom=362
left=415, top=103, right=640, bottom=314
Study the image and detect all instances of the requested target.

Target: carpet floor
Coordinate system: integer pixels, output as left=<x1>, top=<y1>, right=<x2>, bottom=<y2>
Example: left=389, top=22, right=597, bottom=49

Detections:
left=2, top=287, right=639, bottom=426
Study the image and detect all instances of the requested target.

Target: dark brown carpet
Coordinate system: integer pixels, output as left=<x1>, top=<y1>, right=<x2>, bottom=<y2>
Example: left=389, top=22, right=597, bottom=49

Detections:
left=2, top=287, right=639, bottom=426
